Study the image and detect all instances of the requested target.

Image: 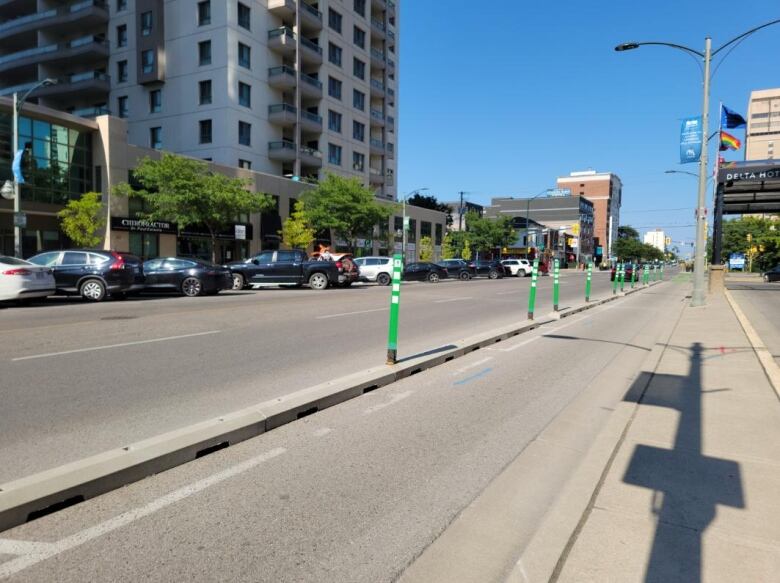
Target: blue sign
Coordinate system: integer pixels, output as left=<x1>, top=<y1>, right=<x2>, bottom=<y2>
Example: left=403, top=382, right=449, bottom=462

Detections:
left=729, top=253, right=746, bottom=270
left=679, top=116, right=703, bottom=164
left=12, top=149, right=25, bottom=184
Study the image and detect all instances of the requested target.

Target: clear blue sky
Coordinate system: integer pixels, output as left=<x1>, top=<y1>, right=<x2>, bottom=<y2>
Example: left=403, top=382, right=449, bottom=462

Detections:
left=398, top=1, right=780, bottom=255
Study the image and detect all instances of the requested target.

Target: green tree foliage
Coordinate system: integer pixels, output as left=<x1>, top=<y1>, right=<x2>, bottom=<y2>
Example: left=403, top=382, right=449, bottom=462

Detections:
left=461, top=239, right=473, bottom=261
left=280, top=200, right=316, bottom=250
left=613, top=238, right=664, bottom=262
left=721, top=216, right=780, bottom=271
left=302, top=173, right=393, bottom=252
left=114, top=153, right=273, bottom=263
left=58, top=192, right=106, bottom=248
left=442, top=231, right=467, bottom=258
left=464, top=212, right=517, bottom=253
left=419, top=235, right=434, bottom=261
left=406, top=193, right=453, bottom=227
left=618, top=225, right=640, bottom=240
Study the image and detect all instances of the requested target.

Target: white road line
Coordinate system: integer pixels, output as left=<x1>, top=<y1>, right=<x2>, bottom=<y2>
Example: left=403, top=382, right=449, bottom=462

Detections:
left=364, top=390, right=413, bottom=414
left=11, top=331, right=223, bottom=362
left=0, top=540, right=56, bottom=556
left=496, top=290, right=521, bottom=296
left=495, top=336, right=542, bottom=352
left=433, top=297, right=473, bottom=304
left=0, top=447, right=286, bottom=579
left=313, top=427, right=332, bottom=437
left=316, top=307, right=389, bottom=319
left=453, top=356, right=494, bottom=374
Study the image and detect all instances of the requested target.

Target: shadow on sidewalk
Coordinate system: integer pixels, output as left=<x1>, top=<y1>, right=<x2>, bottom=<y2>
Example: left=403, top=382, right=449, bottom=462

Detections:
left=620, top=342, right=745, bottom=582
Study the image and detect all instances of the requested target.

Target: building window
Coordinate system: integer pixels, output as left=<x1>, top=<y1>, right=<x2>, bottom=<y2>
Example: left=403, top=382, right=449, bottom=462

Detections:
left=117, top=60, right=128, bottom=83
left=328, top=43, right=342, bottom=67
left=198, top=1, right=211, bottom=26
left=353, top=89, right=365, bottom=111
left=117, top=0, right=127, bottom=11
left=354, top=0, right=365, bottom=17
left=238, top=159, right=252, bottom=169
left=141, top=50, right=154, bottom=74
left=129, top=232, right=158, bottom=260
left=328, top=76, right=342, bottom=100
left=199, top=80, right=212, bottom=104
left=149, top=89, right=161, bottom=113
left=117, top=24, right=127, bottom=47
left=238, top=121, right=251, bottom=146
left=328, top=110, right=342, bottom=133
left=328, top=143, right=342, bottom=166
left=237, top=2, right=250, bottom=30
left=199, top=119, right=212, bottom=144
left=353, top=26, right=366, bottom=49
left=353, top=57, right=365, bottom=80
left=150, top=127, right=162, bottom=149
left=353, top=120, right=365, bottom=141
left=141, top=11, right=153, bottom=36
left=199, top=40, right=211, bottom=65
left=352, top=151, right=364, bottom=171
left=328, top=8, right=342, bottom=33
left=238, top=82, right=251, bottom=107
left=238, top=42, right=251, bottom=69
left=117, top=96, right=128, bottom=118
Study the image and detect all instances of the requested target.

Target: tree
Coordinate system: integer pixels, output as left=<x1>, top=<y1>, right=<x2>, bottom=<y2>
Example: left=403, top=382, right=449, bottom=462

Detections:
left=58, top=192, right=106, bottom=248
left=721, top=216, right=780, bottom=271
left=114, top=153, right=273, bottom=263
left=280, top=200, right=315, bottom=250
left=618, top=225, right=640, bottom=240
left=613, top=238, right=664, bottom=262
left=462, top=238, right=473, bottom=261
left=442, top=231, right=467, bottom=258
left=406, top=193, right=453, bottom=227
left=463, top=211, right=516, bottom=255
left=419, top=235, right=433, bottom=261
left=302, top=173, right=393, bottom=252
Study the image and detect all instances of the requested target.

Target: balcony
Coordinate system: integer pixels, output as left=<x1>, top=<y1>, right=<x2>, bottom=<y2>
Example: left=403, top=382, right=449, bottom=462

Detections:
left=370, top=109, right=385, bottom=127
left=387, top=57, right=395, bottom=70
left=268, top=65, right=296, bottom=90
left=370, top=138, right=385, bottom=155
left=267, top=0, right=295, bottom=19
left=370, top=47, right=386, bottom=69
left=299, top=36, right=323, bottom=65
left=70, top=105, right=110, bottom=118
left=35, top=70, right=111, bottom=99
left=0, top=1, right=108, bottom=41
left=369, top=168, right=385, bottom=185
left=388, top=0, right=396, bottom=12
left=372, top=0, right=387, bottom=10
left=299, top=72, right=323, bottom=99
left=300, top=1, right=323, bottom=32
left=299, top=145, right=323, bottom=168
left=299, top=110, right=323, bottom=133
left=0, top=35, right=109, bottom=75
left=371, top=18, right=386, bottom=39
left=268, top=140, right=297, bottom=162
left=369, top=78, right=385, bottom=96
left=386, top=142, right=395, bottom=159
left=268, top=103, right=297, bottom=127
left=268, top=27, right=296, bottom=56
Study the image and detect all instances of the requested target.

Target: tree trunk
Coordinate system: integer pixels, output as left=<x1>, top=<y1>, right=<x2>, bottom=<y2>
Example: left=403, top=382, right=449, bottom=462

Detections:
left=208, top=226, right=218, bottom=264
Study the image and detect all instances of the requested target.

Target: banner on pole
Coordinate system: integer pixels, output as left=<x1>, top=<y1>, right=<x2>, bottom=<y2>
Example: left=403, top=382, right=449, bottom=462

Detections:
left=679, top=116, right=703, bottom=164
left=12, top=149, right=25, bottom=184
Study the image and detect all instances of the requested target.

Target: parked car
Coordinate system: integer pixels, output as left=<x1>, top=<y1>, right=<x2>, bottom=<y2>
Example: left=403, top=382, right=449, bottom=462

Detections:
left=327, top=252, right=360, bottom=287
left=355, top=256, right=393, bottom=285
left=437, top=259, right=474, bottom=280
left=403, top=262, right=449, bottom=283
left=0, top=256, right=56, bottom=303
left=27, top=249, right=144, bottom=301
left=501, top=259, right=532, bottom=277
left=470, top=259, right=506, bottom=279
left=142, top=257, right=232, bottom=296
left=763, top=264, right=780, bottom=282
left=610, top=263, right=638, bottom=282
left=225, top=249, right=340, bottom=291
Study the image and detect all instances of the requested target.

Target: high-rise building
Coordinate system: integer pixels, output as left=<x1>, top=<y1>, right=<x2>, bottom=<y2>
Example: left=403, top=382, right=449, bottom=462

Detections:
left=643, top=229, right=665, bottom=253
left=0, top=0, right=398, bottom=199
left=556, top=170, right=621, bottom=264
left=745, top=88, right=780, bottom=161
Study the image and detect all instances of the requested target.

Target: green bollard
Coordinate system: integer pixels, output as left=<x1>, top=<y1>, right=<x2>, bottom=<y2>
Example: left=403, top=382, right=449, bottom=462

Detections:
left=661, top=264, right=664, bottom=281
left=653, top=264, right=657, bottom=282
left=386, top=254, right=404, bottom=365
left=527, top=258, right=539, bottom=319
left=553, top=258, right=560, bottom=311
left=630, top=264, right=636, bottom=289
left=619, top=263, right=625, bottom=292
left=585, top=262, right=593, bottom=302
left=644, top=265, right=649, bottom=285
left=612, top=263, right=619, bottom=295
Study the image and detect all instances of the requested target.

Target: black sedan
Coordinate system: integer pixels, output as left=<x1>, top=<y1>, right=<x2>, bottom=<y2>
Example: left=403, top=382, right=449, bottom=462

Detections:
left=142, top=258, right=233, bottom=296
left=763, top=265, right=780, bottom=282
left=471, top=260, right=506, bottom=279
left=402, top=262, right=449, bottom=283
left=437, top=259, right=474, bottom=280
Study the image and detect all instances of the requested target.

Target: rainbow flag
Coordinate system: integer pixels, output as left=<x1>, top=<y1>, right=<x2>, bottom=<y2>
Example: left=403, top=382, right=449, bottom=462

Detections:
left=719, top=130, right=741, bottom=151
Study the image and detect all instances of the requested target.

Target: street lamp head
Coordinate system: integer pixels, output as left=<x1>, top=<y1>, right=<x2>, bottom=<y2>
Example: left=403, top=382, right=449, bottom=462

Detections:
left=615, top=42, right=640, bottom=52
left=42, top=78, right=57, bottom=87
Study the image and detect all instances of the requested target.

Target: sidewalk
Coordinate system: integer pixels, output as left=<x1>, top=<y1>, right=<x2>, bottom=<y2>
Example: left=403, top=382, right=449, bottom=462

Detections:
left=535, top=291, right=780, bottom=581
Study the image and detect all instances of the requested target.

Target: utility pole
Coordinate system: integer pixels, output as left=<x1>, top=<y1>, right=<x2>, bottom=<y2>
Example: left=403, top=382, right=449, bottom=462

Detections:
left=458, top=191, right=465, bottom=231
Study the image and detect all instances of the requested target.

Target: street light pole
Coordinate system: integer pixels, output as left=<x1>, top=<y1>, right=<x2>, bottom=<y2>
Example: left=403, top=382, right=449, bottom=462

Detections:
left=691, top=37, right=711, bottom=307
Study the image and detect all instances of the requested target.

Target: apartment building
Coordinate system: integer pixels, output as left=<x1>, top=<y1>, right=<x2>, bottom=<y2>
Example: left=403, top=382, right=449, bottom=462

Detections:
left=745, top=88, right=780, bottom=161
left=0, top=0, right=398, bottom=198
left=557, top=170, right=621, bottom=264
left=643, top=229, right=665, bottom=253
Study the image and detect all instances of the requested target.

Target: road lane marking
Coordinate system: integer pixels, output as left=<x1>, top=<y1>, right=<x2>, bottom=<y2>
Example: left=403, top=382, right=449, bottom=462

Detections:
left=453, top=368, right=493, bottom=386
left=0, top=540, right=56, bottom=556
left=0, top=447, right=286, bottom=578
left=11, top=331, right=223, bottom=362
left=433, top=297, right=473, bottom=304
left=453, top=356, right=493, bottom=374
left=493, top=336, right=541, bottom=352
left=316, top=307, right=389, bottom=319
left=496, top=290, right=522, bottom=296
left=313, top=427, right=332, bottom=437
left=364, top=390, right=413, bottom=414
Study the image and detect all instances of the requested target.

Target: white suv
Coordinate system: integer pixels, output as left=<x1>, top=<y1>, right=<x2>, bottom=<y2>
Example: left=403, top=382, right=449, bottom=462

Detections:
left=501, top=259, right=532, bottom=277
left=354, top=256, right=393, bottom=285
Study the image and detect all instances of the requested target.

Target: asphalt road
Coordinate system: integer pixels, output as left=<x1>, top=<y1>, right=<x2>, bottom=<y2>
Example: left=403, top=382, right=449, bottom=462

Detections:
left=0, top=276, right=688, bottom=582
left=727, top=279, right=780, bottom=367
left=0, top=270, right=636, bottom=483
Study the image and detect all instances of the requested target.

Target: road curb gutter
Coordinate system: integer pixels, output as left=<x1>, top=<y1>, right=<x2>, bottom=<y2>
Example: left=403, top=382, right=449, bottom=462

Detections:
left=0, top=285, right=659, bottom=534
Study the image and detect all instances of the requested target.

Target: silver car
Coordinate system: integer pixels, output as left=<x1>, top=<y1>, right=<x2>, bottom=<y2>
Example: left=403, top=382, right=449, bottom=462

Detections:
left=0, top=256, right=56, bottom=303
left=354, top=256, right=393, bottom=285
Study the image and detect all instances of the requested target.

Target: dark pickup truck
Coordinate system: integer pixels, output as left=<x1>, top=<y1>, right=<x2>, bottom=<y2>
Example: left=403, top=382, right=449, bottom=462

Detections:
left=226, top=249, right=340, bottom=290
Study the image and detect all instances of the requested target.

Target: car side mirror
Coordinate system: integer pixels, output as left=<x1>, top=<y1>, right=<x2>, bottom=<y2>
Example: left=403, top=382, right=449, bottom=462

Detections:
left=252, top=258, right=259, bottom=265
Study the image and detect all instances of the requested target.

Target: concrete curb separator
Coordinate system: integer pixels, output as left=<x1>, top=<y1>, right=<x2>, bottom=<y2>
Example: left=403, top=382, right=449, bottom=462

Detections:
left=0, top=282, right=663, bottom=534
left=724, top=288, right=780, bottom=400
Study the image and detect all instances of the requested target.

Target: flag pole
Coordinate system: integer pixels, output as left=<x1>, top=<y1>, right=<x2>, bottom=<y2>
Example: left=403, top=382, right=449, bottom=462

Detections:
left=712, top=102, right=724, bottom=266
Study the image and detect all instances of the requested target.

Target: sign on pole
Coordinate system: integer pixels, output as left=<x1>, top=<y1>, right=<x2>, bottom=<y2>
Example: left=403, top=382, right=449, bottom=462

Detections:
left=527, top=259, right=539, bottom=320
left=680, top=115, right=703, bottom=164
left=386, top=254, right=403, bottom=364
left=13, top=212, right=26, bottom=228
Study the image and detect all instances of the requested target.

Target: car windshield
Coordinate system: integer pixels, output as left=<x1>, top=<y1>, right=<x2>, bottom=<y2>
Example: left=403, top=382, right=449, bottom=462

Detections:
left=0, top=256, right=30, bottom=266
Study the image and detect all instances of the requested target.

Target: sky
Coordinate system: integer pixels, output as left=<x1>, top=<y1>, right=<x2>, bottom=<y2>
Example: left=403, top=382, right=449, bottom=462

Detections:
left=397, top=0, right=780, bottom=255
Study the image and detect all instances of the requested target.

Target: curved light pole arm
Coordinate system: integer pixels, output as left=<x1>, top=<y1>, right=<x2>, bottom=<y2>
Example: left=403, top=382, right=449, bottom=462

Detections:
left=616, top=41, right=703, bottom=58
left=712, top=17, right=780, bottom=56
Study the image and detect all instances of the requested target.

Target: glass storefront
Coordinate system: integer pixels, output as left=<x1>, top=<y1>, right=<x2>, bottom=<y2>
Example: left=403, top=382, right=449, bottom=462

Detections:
left=129, top=232, right=159, bottom=260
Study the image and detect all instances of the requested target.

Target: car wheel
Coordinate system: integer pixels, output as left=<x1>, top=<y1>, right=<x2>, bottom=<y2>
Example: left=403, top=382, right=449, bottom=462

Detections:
left=309, top=272, right=329, bottom=290
left=458, top=271, right=470, bottom=281
left=181, top=277, right=203, bottom=297
left=427, top=272, right=440, bottom=283
left=80, top=279, right=106, bottom=302
left=232, top=273, right=245, bottom=290
left=376, top=272, right=391, bottom=286
left=488, top=270, right=499, bottom=280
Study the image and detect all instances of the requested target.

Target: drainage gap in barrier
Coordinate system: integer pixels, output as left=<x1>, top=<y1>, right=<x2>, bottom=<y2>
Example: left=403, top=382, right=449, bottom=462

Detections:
left=196, top=441, right=229, bottom=458
left=27, top=495, right=85, bottom=523
left=445, top=356, right=455, bottom=362
left=362, top=385, right=379, bottom=394
left=297, top=407, right=318, bottom=419
left=409, top=368, right=423, bottom=376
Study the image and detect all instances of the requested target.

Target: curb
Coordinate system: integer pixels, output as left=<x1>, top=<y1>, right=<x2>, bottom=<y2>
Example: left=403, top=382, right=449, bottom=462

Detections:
left=724, top=288, right=780, bottom=400
left=0, top=283, right=663, bottom=534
